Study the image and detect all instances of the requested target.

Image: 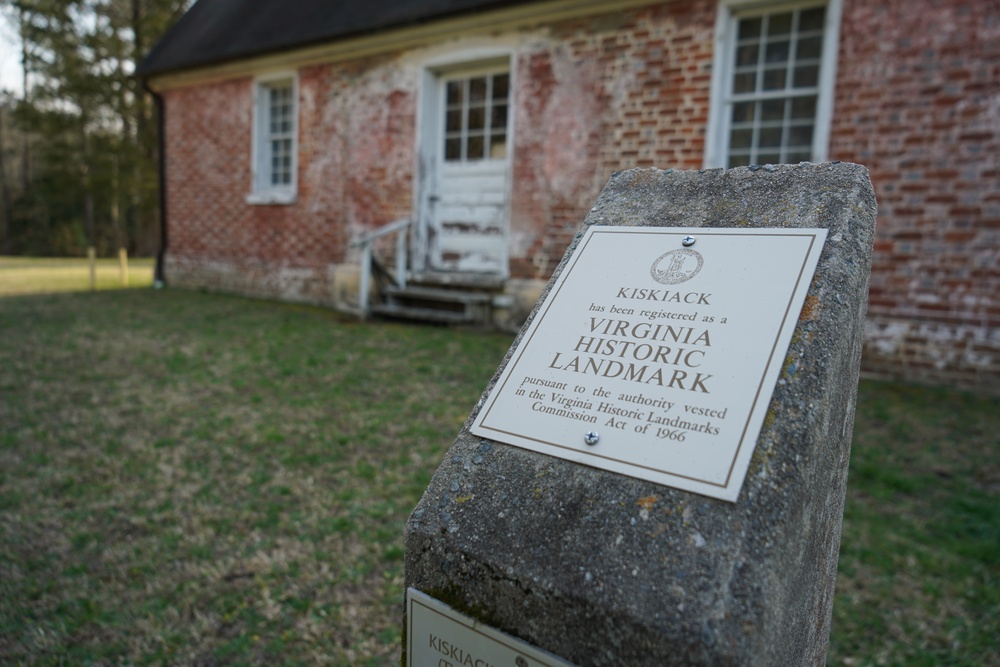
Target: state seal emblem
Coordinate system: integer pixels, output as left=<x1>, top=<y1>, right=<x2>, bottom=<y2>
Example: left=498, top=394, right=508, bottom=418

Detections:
left=650, top=248, right=704, bottom=285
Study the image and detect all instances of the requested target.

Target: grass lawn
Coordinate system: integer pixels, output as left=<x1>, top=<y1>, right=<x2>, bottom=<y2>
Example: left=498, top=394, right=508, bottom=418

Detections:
left=0, top=276, right=997, bottom=665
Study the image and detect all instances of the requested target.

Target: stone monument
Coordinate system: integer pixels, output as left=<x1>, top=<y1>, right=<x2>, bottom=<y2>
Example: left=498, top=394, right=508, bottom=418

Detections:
left=404, top=163, right=876, bottom=666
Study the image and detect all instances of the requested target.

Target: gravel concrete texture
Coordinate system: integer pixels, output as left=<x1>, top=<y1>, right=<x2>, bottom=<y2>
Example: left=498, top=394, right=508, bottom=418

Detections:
left=405, top=163, right=877, bottom=666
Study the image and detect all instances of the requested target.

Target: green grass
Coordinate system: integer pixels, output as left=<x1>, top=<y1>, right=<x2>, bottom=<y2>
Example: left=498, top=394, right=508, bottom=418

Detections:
left=0, top=256, right=155, bottom=294
left=0, top=267, right=997, bottom=665
left=0, top=284, right=511, bottom=665
left=829, top=383, right=999, bottom=666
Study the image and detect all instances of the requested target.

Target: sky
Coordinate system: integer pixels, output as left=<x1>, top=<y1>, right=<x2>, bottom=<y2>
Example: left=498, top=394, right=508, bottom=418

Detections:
left=0, top=10, right=21, bottom=95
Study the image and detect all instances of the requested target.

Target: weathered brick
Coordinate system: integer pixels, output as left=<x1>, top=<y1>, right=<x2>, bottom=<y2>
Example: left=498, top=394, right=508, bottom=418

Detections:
left=159, top=0, right=997, bottom=392
left=833, top=0, right=998, bottom=391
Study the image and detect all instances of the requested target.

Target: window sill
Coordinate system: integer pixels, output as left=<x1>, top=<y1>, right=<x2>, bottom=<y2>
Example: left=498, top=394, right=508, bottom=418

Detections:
left=246, top=190, right=297, bottom=206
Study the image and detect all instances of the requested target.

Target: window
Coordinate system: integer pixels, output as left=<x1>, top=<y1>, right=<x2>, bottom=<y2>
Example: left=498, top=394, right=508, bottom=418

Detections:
left=249, top=74, right=297, bottom=204
left=442, top=70, right=509, bottom=162
left=706, top=1, right=841, bottom=168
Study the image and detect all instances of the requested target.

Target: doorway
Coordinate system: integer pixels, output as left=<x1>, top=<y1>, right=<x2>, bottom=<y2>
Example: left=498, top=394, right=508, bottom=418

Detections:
left=416, top=60, right=512, bottom=278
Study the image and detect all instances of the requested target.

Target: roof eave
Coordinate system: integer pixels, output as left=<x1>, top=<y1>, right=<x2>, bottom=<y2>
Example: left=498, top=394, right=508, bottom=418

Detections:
left=142, top=0, right=662, bottom=92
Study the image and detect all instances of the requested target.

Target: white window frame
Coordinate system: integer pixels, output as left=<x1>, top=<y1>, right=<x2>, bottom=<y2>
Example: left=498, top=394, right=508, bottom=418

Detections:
left=704, top=0, right=842, bottom=169
left=415, top=45, right=518, bottom=177
left=440, top=66, right=512, bottom=164
left=248, top=71, right=298, bottom=205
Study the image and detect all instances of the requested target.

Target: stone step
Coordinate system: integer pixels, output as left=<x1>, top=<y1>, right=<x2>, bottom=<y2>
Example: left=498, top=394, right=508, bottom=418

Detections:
left=384, top=284, right=493, bottom=304
left=370, top=303, right=476, bottom=324
left=408, top=272, right=505, bottom=289
left=372, top=284, right=496, bottom=325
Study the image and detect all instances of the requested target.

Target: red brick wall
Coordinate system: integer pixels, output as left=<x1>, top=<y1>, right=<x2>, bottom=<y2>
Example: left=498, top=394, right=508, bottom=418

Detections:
left=830, top=0, right=1000, bottom=391
left=163, top=56, right=416, bottom=304
left=160, top=0, right=999, bottom=391
left=510, top=1, right=715, bottom=278
left=163, top=4, right=714, bottom=298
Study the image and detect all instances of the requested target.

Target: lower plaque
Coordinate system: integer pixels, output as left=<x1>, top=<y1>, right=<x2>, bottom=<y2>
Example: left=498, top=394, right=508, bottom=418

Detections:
left=407, top=588, right=576, bottom=667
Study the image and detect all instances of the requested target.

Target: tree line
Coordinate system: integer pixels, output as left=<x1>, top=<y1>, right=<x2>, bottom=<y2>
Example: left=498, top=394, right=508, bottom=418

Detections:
left=0, top=0, right=188, bottom=257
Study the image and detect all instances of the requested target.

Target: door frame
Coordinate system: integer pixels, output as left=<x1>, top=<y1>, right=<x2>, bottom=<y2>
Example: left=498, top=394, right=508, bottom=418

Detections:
left=413, top=47, right=517, bottom=278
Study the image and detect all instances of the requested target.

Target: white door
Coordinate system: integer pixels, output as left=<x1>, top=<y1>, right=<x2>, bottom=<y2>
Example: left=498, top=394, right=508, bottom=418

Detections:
left=419, top=65, right=511, bottom=276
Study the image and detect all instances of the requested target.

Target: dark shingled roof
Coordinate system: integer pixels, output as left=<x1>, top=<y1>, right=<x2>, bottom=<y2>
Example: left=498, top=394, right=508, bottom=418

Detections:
left=138, top=0, right=539, bottom=76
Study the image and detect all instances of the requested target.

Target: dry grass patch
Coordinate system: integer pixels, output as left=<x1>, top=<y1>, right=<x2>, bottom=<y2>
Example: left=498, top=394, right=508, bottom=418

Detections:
left=0, top=256, right=154, bottom=294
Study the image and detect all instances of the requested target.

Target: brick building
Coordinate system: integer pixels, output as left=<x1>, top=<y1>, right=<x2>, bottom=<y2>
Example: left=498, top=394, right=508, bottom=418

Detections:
left=138, top=0, right=999, bottom=392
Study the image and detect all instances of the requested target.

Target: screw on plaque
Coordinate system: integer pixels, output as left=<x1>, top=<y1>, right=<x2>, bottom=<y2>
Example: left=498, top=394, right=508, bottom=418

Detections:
left=584, top=431, right=600, bottom=446
left=682, top=235, right=696, bottom=247
left=515, top=658, right=529, bottom=667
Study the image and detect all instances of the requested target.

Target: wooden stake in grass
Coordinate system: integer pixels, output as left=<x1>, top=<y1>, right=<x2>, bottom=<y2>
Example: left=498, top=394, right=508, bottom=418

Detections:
left=119, top=248, right=128, bottom=287
left=88, top=247, right=96, bottom=291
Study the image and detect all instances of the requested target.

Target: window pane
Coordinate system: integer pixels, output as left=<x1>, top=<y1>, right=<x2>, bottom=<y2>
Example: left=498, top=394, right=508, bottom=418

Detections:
left=735, top=44, right=759, bottom=67
left=791, top=96, right=817, bottom=119
left=763, top=68, right=786, bottom=90
left=765, top=40, right=790, bottom=63
left=491, top=104, right=508, bottom=130
left=759, top=127, right=783, bottom=148
left=733, top=71, right=756, bottom=93
left=467, top=134, right=484, bottom=159
left=798, top=36, right=823, bottom=60
left=446, top=81, right=463, bottom=105
left=757, top=152, right=781, bottom=164
left=731, top=101, right=755, bottom=124
left=738, top=17, right=762, bottom=40
left=794, top=65, right=819, bottom=88
left=730, top=128, right=753, bottom=149
left=469, top=77, right=487, bottom=103
left=468, top=106, right=485, bottom=131
left=445, top=138, right=461, bottom=161
left=446, top=109, right=462, bottom=132
left=787, top=150, right=811, bottom=163
left=789, top=124, right=814, bottom=147
left=274, top=159, right=290, bottom=179
left=800, top=7, right=825, bottom=32
left=728, top=152, right=751, bottom=168
left=490, top=134, right=507, bottom=159
left=492, top=74, right=509, bottom=100
left=768, top=12, right=792, bottom=36
left=762, top=98, right=785, bottom=121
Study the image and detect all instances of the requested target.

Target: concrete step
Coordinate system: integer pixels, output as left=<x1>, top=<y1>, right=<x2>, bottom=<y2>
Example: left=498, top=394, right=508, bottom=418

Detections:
left=383, top=284, right=492, bottom=304
left=408, top=271, right=506, bottom=289
left=373, top=284, right=496, bottom=325
left=370, top=303, right=476, bottom=324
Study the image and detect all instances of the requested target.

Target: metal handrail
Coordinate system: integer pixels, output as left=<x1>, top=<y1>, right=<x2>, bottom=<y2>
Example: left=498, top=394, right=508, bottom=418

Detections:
left=350, top=218, right=412, bottom=315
